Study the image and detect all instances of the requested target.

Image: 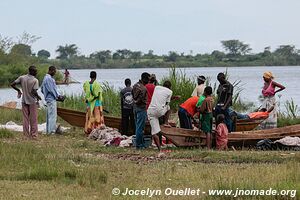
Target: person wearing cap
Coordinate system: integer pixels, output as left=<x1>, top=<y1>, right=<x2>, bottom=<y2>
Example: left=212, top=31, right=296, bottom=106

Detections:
left=261, top=71, right=285, bottom=129
left=191, top=75, right=206, bottom=97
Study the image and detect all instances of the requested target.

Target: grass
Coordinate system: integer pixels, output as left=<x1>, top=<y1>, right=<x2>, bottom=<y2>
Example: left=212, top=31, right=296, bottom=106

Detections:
left=0, top=129, right=299, bottom=199
left=0, top=129, right=15, bottom=138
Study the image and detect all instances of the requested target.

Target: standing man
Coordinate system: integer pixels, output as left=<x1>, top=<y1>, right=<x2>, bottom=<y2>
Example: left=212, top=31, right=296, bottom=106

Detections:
left=147, top=81, right=173, bottom=151
left=191, top=75, right=206, bottom=97
left=120, top=78, right=135, bottom=135
left=11, top=66, right=41, bottom=139
left=215, top=72, right=234, bottom=132
left=41, top=66, right=64, bottom=134
left=145, top=74, right=157, bottom=109
left=132, top=72, right=150, bottom=149
left=64, top=69, right=70, bottom=84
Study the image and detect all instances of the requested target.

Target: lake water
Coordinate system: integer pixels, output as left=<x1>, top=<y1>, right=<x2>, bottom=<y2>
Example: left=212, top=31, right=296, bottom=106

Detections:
left=1, top=66, right=299, bottom=111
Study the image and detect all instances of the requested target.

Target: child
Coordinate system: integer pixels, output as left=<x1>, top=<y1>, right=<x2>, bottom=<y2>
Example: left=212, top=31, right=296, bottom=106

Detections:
left=216, top=114, right=228, bottom=150
left=199, top=86, right=214, bottom=149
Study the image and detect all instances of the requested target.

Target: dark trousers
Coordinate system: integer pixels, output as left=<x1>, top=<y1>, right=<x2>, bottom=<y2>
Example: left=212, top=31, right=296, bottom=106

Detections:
left=215, top=105, right=233, bottom=132
left=178, top=107, right=193, bottom=129
left=121, top=108, right=135, bottom=135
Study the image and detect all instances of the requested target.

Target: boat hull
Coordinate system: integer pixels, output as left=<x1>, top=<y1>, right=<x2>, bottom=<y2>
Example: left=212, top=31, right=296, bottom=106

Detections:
left=56, top=107, right=300, bottom=147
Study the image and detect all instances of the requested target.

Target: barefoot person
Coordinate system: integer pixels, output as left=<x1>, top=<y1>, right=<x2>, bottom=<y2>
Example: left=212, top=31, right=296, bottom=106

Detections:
left=83, top=71, right=105, bottom=135
left=261, top=71, right=285, bottom=129
left=147, top=81, right=173, bottom=151
left=216, top=114, right=228, bottom=150
left=198, top=86, right=214, bottom=149
left=41, top=66, right=65, bottom=134
left=11, top=66, right=41, bottom=139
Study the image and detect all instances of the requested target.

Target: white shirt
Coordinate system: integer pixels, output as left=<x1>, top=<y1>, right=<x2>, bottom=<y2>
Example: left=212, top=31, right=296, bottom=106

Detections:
left=148, top=86, right=172, bottom=111
left=191, top=84, right=205, bottom=97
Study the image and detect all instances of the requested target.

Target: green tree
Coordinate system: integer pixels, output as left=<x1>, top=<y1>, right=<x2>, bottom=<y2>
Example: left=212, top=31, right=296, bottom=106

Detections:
left=116, top=49, right=132, bottom=59
left=56, top=44, right=78, bottom=59
left=221, top=40, right=251, bottom=56
left=147, top=50, right=155, bottom=58
left=164, top=51, right=179, bottom=62
left=211, top=50, right=226, bottom=61
left=90, top=50, right=111, bottom=63
left=37, top=49, right=51, bottom=59
left=130, top=51, right=142, bottom=61
left=10, top=44, right=32, bottom=56
left=112, top=52, right=121, bottom=60
left=274, top=45, right=297, bottom=57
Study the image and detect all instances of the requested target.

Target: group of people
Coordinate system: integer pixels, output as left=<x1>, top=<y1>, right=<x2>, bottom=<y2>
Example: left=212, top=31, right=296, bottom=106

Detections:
left=119, top=71, right=285, bottom=151
left=12, top=66, right=285, bottom=151
left=177, top=73, right=232, bottom=149
left=11, top=66, right=65, bottom=139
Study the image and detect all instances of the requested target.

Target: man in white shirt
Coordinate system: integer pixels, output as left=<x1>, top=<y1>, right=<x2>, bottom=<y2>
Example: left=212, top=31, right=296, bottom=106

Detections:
left=147, top=81, right=173, bottom=151
left=191, top=75, right=206, bottom=97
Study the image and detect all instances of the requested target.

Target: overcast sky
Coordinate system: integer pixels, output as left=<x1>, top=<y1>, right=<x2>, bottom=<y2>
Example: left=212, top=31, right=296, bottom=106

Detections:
left=1, top=0, right=300, bottom=57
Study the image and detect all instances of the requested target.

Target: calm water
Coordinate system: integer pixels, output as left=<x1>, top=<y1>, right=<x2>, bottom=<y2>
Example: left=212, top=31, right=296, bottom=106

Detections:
left=1, top=66, right=299, bottom=110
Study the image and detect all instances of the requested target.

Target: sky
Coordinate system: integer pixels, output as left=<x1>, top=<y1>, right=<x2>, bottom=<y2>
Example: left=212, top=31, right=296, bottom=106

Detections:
left=1, top=0, right=300, bottom=57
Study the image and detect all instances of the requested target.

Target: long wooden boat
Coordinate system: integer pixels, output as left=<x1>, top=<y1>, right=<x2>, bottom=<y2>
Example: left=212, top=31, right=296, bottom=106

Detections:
left=3, top=106, right=293, bottom=147
left=160, top=125, right=300, bottom=147
left=57, top=107, right=300, bottom=147
left=56, top=81, right=80, bottom=85
left=57, top=107, right=263, bottom=134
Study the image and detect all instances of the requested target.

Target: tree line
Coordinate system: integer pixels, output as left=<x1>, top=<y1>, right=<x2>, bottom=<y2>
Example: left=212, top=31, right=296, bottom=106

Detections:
left=1, top=32, right=300, bottom=70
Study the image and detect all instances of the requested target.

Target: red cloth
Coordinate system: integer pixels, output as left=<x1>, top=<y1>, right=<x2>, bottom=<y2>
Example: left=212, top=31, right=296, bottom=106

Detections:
left=248, top=111, right=269, bottom=119
left=216, top=123, right=228, bottom=150
left=145, top=83, right=155, bottom=109
left=180, top=96, right=199, bottom=116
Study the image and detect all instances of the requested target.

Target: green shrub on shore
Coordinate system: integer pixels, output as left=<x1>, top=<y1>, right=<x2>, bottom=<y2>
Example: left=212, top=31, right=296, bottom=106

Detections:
left=0, top=64, right=63, bottom=87
left=160, top=65, right=196, bottom=110
left=278, top=98, right=300, bottom=127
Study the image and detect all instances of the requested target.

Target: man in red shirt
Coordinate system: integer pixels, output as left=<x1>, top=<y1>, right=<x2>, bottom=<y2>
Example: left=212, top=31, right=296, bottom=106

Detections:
left=178, top=96, right=199, bottom=129
left=145, top=74, right=157, bottom=109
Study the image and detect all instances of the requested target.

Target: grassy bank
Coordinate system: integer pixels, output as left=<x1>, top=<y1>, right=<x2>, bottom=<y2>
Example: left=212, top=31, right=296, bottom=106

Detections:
left=0, top=130, right=299, bottom=199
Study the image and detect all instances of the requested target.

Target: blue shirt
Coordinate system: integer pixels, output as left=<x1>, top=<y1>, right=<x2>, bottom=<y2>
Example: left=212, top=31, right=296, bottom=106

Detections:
left=41, top=74, right=60, bottom=103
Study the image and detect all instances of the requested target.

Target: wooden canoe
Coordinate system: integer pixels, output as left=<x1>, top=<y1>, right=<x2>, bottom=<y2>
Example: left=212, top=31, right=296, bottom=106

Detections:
left=57, top=107, right=263, bottom=134
left=56, top=81, right=80, bottom=85
left=161, top=125, right=300, bottom=147
left=57, top=107, right=300, bottom=147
